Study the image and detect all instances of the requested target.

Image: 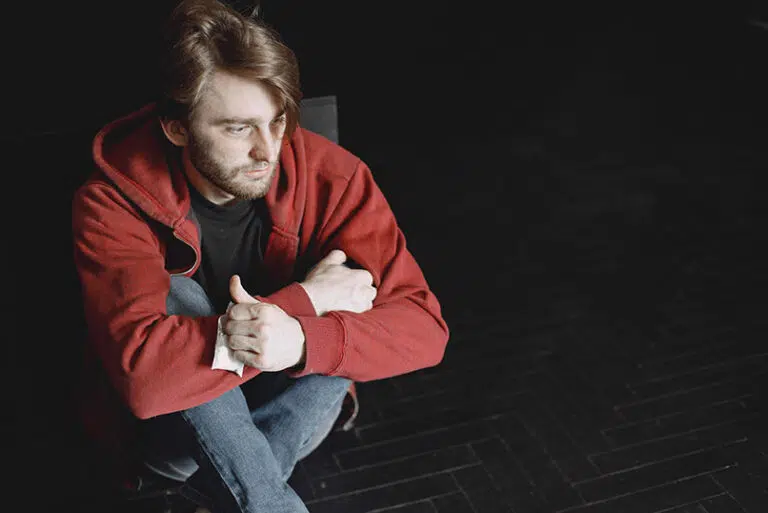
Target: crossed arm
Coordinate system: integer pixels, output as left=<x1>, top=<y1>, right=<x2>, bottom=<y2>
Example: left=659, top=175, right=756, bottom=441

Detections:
left=223, top=249, right=377, bottom=372
left=74, top=161, right=448, bottom=419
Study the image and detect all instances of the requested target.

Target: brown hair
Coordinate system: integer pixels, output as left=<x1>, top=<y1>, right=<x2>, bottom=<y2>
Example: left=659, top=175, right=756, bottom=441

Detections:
left=157, top=0, right=301, bottom=137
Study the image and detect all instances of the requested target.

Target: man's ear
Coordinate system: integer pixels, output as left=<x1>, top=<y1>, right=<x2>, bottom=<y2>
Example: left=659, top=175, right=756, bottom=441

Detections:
left=159, top=118, right=189, bottom=147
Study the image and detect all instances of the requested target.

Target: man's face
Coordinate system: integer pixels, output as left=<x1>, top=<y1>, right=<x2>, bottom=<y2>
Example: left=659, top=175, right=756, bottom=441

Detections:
left=183, top=70, right=287, bottom=201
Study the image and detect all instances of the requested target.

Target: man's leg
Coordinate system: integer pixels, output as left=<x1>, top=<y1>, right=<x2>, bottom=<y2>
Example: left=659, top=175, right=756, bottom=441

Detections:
left=179, top=385, right=308, bottom=513
left=248, top=374, right=350, bottom=482
left=141, top=276, right=349, bottom=512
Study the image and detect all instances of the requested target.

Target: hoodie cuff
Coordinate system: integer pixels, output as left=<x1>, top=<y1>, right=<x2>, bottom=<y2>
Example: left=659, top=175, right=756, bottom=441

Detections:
left=288, top=314, right=346, bottom=377
left=257, top=282, right=317, bottom=317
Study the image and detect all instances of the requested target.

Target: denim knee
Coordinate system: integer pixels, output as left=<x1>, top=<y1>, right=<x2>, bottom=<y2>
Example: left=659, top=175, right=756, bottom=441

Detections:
left=167, top=276, right=216, bottom=317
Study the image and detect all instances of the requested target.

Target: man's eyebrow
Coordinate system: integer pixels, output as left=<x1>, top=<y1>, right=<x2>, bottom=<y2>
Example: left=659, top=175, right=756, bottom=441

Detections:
left=212, top=111, right=287, bottom=125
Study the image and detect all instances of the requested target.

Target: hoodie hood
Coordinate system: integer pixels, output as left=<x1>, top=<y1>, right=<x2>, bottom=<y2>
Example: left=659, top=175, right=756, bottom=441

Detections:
left=92, top=102, right=192, bottom=229
left=92, top=102, right=307, bottom=237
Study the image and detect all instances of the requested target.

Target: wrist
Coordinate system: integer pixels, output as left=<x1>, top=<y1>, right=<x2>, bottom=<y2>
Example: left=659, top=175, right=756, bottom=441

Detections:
left=298, top=281, right=326, bottom=316
left=297, top=341, right=307, bottom=367
left=292, top=317, right=307, bottom=369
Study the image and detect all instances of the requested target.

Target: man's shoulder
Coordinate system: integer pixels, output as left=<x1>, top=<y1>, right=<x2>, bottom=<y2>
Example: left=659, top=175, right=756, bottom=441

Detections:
left=72, top=170, right=142, bottom=223
left=73, top=171, right=115, bottom=202
left=294, top=127, right=363, bottom=183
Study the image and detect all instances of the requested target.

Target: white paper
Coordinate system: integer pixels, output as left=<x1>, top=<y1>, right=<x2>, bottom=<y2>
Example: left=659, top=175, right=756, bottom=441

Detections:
left=211, top=302, right=244, bottom=377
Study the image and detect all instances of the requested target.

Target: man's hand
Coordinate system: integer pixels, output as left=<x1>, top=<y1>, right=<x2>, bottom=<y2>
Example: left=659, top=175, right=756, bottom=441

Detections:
left=299, top=249, right=377, bottom=316
left=222, top=275, right=306, bottom=371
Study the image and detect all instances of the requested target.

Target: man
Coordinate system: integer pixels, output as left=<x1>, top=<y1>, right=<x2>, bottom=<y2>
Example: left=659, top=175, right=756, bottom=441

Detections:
left=71, top=0, right=449, bottom=511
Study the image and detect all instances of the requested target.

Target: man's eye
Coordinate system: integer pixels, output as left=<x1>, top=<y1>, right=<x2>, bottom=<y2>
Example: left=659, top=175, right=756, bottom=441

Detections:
left=272, top=116, right=287, bottom=126
left=227, top=125, right=250, bottom=134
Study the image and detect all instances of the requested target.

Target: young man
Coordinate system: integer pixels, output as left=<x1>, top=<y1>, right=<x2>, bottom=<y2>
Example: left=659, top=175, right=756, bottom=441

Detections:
left=71, top=0, right=449, bottom=511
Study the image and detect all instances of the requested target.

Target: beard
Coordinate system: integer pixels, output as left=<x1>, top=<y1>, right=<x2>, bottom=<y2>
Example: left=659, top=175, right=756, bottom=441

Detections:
left=187, top=132, right=277, bottom=200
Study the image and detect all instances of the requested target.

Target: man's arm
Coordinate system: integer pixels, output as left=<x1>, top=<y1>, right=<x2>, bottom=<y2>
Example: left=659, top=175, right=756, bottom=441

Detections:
left=220, top=254, right=376, bottom=372
left=289, top=160, right=450, bottom=381
left=248, top=249, right=376, bottom=318
left=73, top=183, right=241, bottom=419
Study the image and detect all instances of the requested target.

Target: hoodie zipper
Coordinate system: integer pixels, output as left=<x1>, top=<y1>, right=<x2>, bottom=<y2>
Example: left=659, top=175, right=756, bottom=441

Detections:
left=170, top=231, right=201, bottom=277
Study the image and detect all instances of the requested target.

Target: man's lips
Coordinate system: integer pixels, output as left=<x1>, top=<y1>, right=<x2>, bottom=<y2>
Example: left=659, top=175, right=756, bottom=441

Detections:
left=243, top=163, right=272, bottom=177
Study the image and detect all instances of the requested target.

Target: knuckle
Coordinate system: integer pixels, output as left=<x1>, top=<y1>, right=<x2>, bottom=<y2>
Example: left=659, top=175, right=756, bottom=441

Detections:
left=261, top=305, right=278, bottom=320
left=248, top=353, right=264, bottom=369
left=228, top=335, right=246, bottom=350
left=236, top=350, right=262, bottom=368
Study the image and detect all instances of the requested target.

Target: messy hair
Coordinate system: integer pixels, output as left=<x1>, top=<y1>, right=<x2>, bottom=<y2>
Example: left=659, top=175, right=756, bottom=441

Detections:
left=157, top=0, right=301, bottom=136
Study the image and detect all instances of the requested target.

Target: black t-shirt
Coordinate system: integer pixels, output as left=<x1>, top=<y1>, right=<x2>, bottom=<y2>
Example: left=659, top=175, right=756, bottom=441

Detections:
left=188, top=184, right=271, bottom=314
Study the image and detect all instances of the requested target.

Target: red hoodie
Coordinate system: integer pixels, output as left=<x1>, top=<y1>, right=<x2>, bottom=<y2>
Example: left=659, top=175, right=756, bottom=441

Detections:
left=72, top=103, right=449, bottom=453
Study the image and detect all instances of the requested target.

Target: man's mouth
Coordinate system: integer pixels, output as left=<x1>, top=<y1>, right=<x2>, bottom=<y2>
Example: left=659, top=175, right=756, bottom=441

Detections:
left=243, top=161, right=271, bottom=176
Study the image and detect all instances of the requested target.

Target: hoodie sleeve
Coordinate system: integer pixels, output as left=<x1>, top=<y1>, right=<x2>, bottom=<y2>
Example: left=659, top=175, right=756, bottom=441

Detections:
left=288, top=161, right=450, bottom=381
left=72, top=181, right=263, bottom=419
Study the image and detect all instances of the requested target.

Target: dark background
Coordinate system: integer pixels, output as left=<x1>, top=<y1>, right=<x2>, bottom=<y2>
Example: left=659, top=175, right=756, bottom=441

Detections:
left=6, top=0, right=768, bottom=510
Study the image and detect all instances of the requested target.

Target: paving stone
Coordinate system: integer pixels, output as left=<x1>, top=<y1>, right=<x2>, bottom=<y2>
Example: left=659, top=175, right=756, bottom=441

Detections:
left=311, top=445, right=477, bottom=499
left=590, top=421, right=749, bottom=474
left=626, top=354, right=768, bottom=403
left=335, top=420, right=497, bottom=470
left=470, top=437, right=542, bottom=508
left=431, top=492, right=476, bottom=513
left=603, top=399, right=755, bottom=448
left=492, top=414, right=584, bottom=511
left=373, top=380, right=524, bottom=421
left=356, top=391, right=531, bottom=444
left=709, top=441, right=768, bottom=513
left=698, top=493, right=747, bottom=512
left=614, top=378, right=761, bottom=424
left=305, top=474, right=457, bottom=513
left=373, top=501, right=437, bottom=513
left=557, top=475, right=723, bottom=513
left=629, top=338, right=766, bottom=383
left=575, top=445, right=739, bottom=503
left=451, top=466, right=516, bottom=513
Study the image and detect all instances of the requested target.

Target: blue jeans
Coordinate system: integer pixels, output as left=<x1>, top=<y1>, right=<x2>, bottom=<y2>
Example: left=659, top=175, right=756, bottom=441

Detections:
left=139, top=277, right=351, bottom=512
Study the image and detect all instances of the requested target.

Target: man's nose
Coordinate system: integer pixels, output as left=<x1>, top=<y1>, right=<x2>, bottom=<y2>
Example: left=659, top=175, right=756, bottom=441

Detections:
left=249, top=130, right=275, bottom=161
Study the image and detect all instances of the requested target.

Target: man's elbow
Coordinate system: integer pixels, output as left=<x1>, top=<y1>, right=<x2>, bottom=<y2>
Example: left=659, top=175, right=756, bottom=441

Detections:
left=424, top=322, right=450, bottom=368
left=119, top=380, right=167, bottom=420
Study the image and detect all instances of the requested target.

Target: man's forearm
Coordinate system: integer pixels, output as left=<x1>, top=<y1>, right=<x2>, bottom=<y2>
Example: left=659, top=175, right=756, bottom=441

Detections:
left=253, top=282, right=318, bottom=317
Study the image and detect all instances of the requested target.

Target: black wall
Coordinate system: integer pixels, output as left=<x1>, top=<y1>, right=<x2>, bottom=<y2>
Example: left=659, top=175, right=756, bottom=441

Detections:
left=9, top=1, right=767, bottom=142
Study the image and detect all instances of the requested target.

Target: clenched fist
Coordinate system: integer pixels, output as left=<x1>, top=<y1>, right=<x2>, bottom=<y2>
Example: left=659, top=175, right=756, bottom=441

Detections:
left=221, top=275, right=306, bottom=371
left=299, top=249, right=377, bottom=316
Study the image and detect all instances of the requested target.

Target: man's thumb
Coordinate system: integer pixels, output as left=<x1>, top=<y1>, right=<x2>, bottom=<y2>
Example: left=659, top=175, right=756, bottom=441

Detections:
left=230, top=275, right=260, bottom=304
left=320, top=249, right=347, bottom=267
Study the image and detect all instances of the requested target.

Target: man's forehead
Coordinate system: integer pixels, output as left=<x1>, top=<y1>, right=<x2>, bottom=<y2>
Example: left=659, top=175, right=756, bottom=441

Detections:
left=197, top=71, right=280, bottom=119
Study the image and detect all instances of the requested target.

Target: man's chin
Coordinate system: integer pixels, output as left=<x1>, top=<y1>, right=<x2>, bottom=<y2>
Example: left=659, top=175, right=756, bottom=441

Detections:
left=228, top=174, right=274, bottom=199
